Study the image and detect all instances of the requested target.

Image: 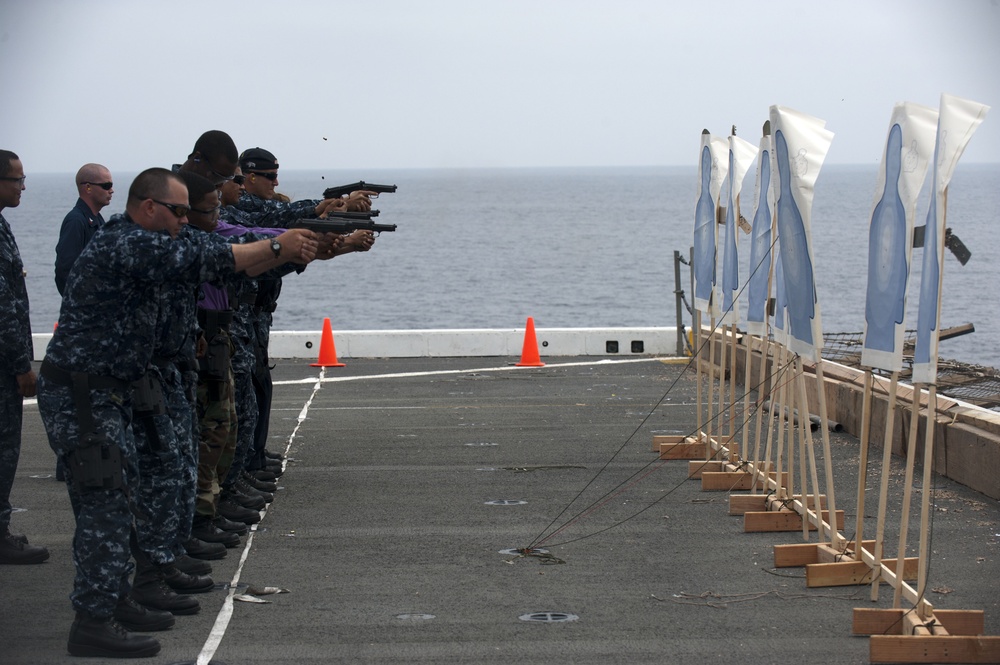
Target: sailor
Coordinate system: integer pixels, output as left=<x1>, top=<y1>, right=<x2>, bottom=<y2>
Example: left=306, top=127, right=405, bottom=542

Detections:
left=176, top=130, right=241, bottom=188
left=0, top=149, right=50, bottom=566
left=233, top=147, right=375, bottom=485
left=36, top=167, right=319, bottom=658
left=54, top=163, right=114, bottom=296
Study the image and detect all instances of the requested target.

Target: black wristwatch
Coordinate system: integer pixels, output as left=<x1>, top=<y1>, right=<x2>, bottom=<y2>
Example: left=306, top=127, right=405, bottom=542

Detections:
left=270, top=238, right=282, bottom=258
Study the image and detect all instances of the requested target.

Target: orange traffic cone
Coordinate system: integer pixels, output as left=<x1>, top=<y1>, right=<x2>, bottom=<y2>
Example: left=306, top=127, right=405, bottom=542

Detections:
left=311, top=317, right=346, bottom=367
left=516, top=317, right=545, bottom=367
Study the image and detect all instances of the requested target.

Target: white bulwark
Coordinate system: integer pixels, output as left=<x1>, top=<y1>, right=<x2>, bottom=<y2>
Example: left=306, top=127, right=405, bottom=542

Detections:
left=32, top=327, right=681, bottom=360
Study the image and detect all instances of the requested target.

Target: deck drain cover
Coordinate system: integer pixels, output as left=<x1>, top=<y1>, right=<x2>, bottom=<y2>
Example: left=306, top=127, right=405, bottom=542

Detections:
left=498, top=547, right=548, bottom=555
left=484, top=499, right=527, bottom=506
left=396, top=613, right=435, bottom=620
left=519, top=611, right=579, bottom=623
left=464, top=442, right=498, bottom=447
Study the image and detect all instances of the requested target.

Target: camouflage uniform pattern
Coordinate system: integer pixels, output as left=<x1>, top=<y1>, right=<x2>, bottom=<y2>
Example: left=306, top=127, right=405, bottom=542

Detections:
left=133, top=233, right=201, bottom=564
left=227, top=198, right=309, bottom=475
left=133, top=362, right=196, bottom=564
left=0, top=213, right=33, bottom=534
left=224, top=361, right=258, bottom=487
left=37, top=212, right=235, bottom=617
left=36, top=379, right=135, bottom=618
left=234, top=190, right=317, bottom=229
left=195, top=364, right=236, bottom=516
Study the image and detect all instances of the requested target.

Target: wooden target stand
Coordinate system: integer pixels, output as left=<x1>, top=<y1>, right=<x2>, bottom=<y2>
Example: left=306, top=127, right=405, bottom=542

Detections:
left=654, top=326, right=1000, bottom=663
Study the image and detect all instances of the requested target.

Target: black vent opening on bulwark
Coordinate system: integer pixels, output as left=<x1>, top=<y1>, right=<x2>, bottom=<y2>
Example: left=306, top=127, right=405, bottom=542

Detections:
left=606, top=340, right=619, bottom=353
left=631, top=340, right=644, bottom=353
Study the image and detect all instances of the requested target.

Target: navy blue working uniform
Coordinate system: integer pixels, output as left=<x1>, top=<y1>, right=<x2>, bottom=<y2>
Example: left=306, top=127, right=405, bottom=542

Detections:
left=0, top=213, right=33, bottom=539
left=36, top=213, right=235, bottom=620
left=54, top=197, right=105, bottom=296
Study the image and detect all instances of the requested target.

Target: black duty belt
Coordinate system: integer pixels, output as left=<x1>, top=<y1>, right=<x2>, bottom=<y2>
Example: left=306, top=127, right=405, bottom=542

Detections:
left=40, top=358, right=129, bottom=393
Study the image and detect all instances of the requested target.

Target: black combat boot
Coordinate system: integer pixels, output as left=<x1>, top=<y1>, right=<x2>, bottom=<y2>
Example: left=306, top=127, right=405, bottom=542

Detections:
left=217, top=494, right=261, bottom=525
left=113, top=594, right=175, bottom=632
left=173, top=553, right=212, bottom=576
left=192, top=514, right=242, bottom=547
left=0, top=528, right=49, bottom=565
left=252, top=469, right=277, bottom=483
left=160, top=563, right=214, bottom=594
left=242, top=470, right=277, bottom=493
left=67, top=611, right=161, bottom=658
left=183, top=536, right=228, bottom=560
left=223, top=484, right=265, bottom=510
left=236, top=476, right=273, bottom=504
left=130, top=564, right=200, bottom=616
left=212, top=514, right=249, bottom=536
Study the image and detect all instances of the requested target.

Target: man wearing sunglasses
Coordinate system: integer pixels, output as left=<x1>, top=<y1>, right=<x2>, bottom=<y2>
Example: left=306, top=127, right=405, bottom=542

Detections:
left=36, top=167, right=321, bottom=659
left=54, top=163, right=114, bottom=296
left=224, top=148, right=374, bottom=496
left=0, top=149, right=50, bottom=567
left=176, top=130, right=240, bottom=188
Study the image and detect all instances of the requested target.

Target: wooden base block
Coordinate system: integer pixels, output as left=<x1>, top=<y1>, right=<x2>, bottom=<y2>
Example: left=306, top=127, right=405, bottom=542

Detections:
left=701, top=471, right=787, bottom=491
left=765, top=494, right=828, bottom=512
left=774, top=540, right=875, bottom=568
left=659, top=442, right=707, bottom=460
left=687, top=460, right=725, bottom=479
left=816, top=540, right=874, bottom=563
left=729, top=493, right=767, bottom=515
left=651, top=434, right=686, bottom=453
left=806, top=557, right=918, bottom=587
left=854, top=608, right=986, bottom=637
left=743, top=509, right=844, bottom=532
left=869, top=635, right=1000, bottom=663
left=729, top=493, right=827, bottom=516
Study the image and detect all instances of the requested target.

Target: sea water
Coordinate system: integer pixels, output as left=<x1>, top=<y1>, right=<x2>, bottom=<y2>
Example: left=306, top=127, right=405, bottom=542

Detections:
left=7, top=165, right=999, bottom=368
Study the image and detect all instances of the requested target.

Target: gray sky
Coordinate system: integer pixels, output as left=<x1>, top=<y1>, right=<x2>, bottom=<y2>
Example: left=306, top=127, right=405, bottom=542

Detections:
left=2, top=0, right=997, bottom=173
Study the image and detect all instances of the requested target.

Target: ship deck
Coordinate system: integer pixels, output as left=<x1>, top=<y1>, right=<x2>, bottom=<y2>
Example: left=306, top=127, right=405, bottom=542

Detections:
left=4, top=356, right=999, bottom=664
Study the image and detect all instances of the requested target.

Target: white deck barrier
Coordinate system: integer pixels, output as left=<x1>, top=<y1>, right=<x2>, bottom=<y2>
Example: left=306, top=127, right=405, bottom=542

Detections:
left=32, top=326, right=681, bottom=360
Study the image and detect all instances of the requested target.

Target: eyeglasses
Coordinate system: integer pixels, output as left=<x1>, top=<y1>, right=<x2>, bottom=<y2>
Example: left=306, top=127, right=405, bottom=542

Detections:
left=247, top=171, right=279, bottom=182
left=0, top=175, right=26, bottom=186
left=232, top=175, right=246, bottom=186
left=151, top=200, right=190, bottom=218
left=83, top=181, right=113, bottom=190
left=209, top=167, right=235, bottom=183
left=190, top=205, right=221, bottom=215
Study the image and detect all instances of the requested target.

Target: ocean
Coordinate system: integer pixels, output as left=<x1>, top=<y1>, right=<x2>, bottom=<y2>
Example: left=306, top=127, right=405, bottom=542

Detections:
left=7, top=164, right=1000, bottom=368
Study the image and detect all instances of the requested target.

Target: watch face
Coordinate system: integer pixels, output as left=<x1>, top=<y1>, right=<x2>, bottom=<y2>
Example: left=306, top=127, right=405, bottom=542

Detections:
left=270, top=239, right=281, bottom=257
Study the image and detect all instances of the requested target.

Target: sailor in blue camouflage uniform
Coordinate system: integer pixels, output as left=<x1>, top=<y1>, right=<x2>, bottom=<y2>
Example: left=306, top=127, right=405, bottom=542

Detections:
left=129, top=209, right=216, bottom=615
left=233, top=148, right=374, bottom=484
left=0, top=149, right=50, bottom=566
left=36, top=167, right=319, bottom=659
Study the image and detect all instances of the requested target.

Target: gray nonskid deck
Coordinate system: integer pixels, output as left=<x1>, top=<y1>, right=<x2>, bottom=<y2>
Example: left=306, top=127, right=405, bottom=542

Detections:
left=3, top=357, right=998, bottom=664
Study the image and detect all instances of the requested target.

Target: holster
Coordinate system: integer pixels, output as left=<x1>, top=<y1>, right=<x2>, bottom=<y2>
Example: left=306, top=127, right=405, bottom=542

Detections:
left=40, top=359, right=129, bottom=494
left=131, top=373, right=165, bottom=417
left=198, top=309, right=234, bottom=401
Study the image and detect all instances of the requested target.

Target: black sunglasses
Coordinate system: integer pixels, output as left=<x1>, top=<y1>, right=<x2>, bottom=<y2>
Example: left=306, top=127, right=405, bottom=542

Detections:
left=247, top=171, right=279, bottom=182
left=151, top=200, right=190, bottom=218
left=83, top=181, right=113, bottom=191
left=190, top=204, right=221, bottom=215
left=232, top=175, right=246, bottom=186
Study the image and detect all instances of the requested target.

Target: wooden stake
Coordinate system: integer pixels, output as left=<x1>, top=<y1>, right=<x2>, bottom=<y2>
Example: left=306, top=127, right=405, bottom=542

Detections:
left=854, top=370, right=874, bottom=561
left=871, top=371, right=899, bottom=601
left=893, top=385, right=922, bottom=608
left=813, top=360, right=841, bottom=549
left=917, top=385, right=937, bottom=619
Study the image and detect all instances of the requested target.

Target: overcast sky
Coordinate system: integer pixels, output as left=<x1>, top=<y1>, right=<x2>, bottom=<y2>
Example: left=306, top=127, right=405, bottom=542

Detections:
left=2, top=0, right=997, bottom=173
